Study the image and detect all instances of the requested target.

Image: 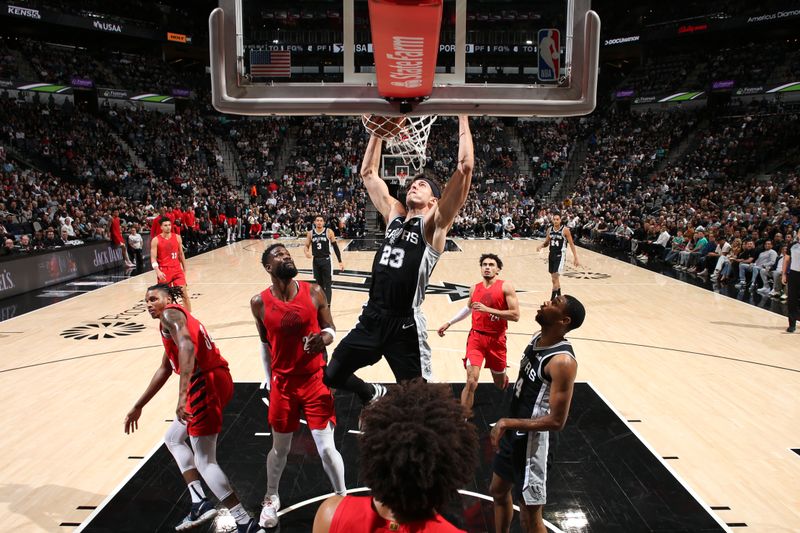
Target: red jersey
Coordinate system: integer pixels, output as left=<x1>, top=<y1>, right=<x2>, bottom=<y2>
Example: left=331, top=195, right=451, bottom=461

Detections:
left=156, top=233, right=181, bottom=270
left=159, top=304, right=228, bottom=374
left=183, top=209, right=197, bottom=230
left=471, top=279, right=508, bottom=334
left=330, top=496, right=464, bottom=533
left=110, top=216, right=123, bottom=244
left=260, top=281, right=324, bottom=376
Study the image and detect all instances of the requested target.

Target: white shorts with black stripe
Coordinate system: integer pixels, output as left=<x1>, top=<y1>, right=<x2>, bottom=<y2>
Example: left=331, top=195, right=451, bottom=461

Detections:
left=493, top=430, right=549, bottom=506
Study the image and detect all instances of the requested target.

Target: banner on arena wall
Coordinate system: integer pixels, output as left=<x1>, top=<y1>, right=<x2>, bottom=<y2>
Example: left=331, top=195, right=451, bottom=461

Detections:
left=1, top=3, right=192, bottom=44
left=71, top=77, right=94, bottom=89
left=98, top=87, right=130, bottom=99
left=2, top=81, right=181, bottom=103
left=0, top=242, right=124, bottom=299
left=98, top=88, right=174, bottom=102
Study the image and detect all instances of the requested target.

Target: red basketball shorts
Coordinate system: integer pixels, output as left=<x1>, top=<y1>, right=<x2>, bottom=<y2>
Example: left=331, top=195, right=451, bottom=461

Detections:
left=187, top=366, right=233, bottom=437
left=160, top=266, right=186, bottom=287
left=464, top=330, right=507, bottom=373
left=268, top=370, right=336, bottom=433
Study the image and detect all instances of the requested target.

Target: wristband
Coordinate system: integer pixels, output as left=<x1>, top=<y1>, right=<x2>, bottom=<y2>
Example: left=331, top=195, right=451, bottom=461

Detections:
left=321, top=327, right=336, bottom=343
left=152, top=261, right=159, bottom=269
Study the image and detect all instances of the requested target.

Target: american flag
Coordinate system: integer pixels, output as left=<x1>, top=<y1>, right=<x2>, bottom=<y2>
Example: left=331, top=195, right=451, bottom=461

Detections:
left=249, top=50, right=291, bottom=78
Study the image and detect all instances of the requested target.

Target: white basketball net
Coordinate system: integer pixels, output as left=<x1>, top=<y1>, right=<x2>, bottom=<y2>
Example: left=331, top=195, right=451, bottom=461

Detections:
left=362, top=115, right=438, bottom=174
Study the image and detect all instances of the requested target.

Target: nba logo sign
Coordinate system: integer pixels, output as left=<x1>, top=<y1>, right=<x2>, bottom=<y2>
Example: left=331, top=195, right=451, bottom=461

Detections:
left=537, top=29, right=560, bottom=82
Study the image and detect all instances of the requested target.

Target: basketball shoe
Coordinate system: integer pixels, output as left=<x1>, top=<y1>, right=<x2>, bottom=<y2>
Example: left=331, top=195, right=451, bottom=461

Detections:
left=259, top=495, right=280, bottom=528
left=175, top=499, right=217, bottom=531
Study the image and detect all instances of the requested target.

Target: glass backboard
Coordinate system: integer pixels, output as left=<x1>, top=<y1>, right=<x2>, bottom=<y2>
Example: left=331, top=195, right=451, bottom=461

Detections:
left=209, top=0, right=599, bottom=117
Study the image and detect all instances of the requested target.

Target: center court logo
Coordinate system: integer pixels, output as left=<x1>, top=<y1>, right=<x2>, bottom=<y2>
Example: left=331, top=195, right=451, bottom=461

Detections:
left=61, top=301, right=150, bottom=340
left=61, top=321, right=146, bottom=340
left=563, top=271, right=610, bottom=280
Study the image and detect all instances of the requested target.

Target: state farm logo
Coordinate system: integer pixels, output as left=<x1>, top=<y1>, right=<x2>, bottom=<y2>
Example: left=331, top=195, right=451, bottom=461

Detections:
left=61, top=321, right=146, bottom=340
left=8, top=5, right=41, bottom=19
left=387, top=36, right=424, bottom=89
left=0, top=269, right=14, bottom=292
left=61, top=301, right=149, bottom=340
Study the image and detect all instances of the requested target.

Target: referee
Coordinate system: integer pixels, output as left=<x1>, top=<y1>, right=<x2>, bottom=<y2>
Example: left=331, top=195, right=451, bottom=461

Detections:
left=782, top=233, right=800, bottom=333
left=305, top=215, right=344, bottom=305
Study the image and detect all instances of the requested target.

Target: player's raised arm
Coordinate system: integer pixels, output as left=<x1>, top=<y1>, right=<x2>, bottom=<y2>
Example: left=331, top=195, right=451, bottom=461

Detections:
left=434, top=116, right=474, bottom=231
left=360, top=127, right=404, bottom=224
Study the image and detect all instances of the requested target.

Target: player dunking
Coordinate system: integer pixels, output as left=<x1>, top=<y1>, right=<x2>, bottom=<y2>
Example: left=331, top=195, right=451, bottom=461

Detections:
left=437, top=253, right=520, bottom=412
left=304, top=215, right=344, bottom=304
left=251, top=244, right=346, bottom=528
left=151, top=216, right=192, bottom=312
left=124, top=284, right=259, bottom=532
left=490, top=295, right=586, bottom=533
left=323, top=116, right=474, bottom=404
left=538, top=213, right=579, bottom=301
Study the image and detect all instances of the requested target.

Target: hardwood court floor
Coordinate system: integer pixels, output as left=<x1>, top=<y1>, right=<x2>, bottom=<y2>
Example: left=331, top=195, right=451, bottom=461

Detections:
left=0, top=239, right=798, bottom=532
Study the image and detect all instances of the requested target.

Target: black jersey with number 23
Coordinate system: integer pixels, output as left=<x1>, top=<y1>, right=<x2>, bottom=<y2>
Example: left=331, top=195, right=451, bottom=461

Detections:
left=369, top=215, right=440, bottom=314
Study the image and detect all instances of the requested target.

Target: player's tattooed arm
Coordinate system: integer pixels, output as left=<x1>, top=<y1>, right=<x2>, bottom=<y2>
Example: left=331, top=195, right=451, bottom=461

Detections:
left=250, top=293, right=269, bottom=342
left=360, top=132, right=404, bottom=223
left=306, top=284, right=335, bottom=353
left=162, top=308, right=196, bottom=423
left=435, top=116, right=474, bottom=232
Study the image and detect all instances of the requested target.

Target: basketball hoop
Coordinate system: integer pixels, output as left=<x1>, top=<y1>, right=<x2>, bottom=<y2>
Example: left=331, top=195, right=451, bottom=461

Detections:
left=362, top=114, right=438, bottom=174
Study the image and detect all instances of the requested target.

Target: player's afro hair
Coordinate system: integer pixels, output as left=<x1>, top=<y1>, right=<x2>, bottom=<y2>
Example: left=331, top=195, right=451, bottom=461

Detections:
left=358, top=379, right=478, bottom=522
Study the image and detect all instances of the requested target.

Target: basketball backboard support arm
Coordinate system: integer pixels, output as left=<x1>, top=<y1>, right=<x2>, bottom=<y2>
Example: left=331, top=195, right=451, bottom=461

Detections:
left=209, top=0, right=600, bottom=117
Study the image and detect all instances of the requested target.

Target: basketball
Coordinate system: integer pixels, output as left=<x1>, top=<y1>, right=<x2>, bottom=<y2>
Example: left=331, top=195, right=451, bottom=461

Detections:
left=363, top=114, right=407, bottom=139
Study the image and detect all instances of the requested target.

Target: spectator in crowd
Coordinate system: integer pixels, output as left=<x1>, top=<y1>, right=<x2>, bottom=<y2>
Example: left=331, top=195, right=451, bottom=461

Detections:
left=1, top=237, right=15, bottom=257
left=128, top=225, right=144, bottom=271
